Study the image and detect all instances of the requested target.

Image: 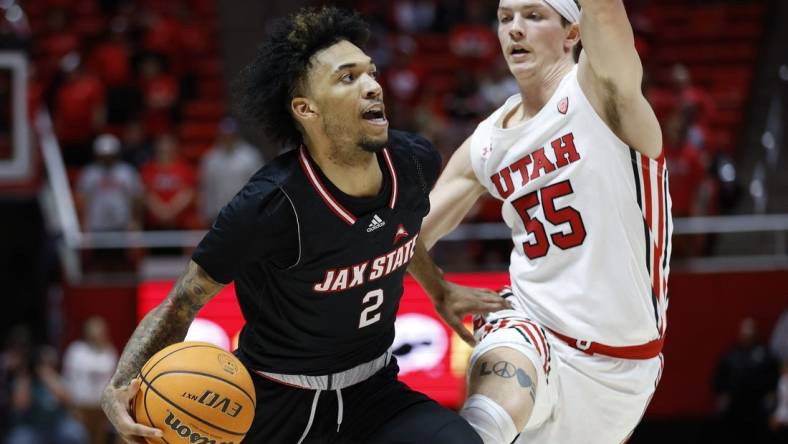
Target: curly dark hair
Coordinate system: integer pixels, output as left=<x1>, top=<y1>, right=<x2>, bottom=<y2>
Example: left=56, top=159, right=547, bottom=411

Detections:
left=234, top=7, right=371, bottom=147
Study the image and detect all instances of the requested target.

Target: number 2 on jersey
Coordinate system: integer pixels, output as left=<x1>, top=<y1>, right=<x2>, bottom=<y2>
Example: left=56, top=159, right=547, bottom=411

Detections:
left=359, top=289, right=384, bottom=328
left=511, top=180, right=587, bottom=259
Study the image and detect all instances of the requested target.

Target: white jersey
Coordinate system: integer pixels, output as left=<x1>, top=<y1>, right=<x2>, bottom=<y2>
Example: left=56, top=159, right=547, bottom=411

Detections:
left=469, top=65, right=671, bottom=347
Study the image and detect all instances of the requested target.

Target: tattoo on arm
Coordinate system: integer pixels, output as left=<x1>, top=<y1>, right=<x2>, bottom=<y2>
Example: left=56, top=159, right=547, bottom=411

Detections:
left=478, top=360, right=537, bottom=403
left=109, top=261, right=223, bottom=388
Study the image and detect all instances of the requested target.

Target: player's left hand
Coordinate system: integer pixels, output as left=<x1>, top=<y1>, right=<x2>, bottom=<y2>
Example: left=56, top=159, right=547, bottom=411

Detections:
left=432, top=283, right=511, bottom=346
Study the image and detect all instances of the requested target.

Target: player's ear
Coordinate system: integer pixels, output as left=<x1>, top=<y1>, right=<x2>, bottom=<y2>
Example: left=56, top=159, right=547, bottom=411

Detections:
left=291, top=96, right=319, bottom=123
left=565, top=23, right=580, bottom=50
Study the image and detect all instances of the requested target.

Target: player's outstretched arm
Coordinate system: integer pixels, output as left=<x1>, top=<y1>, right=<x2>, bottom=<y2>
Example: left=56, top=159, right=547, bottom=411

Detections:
left=577, top=0, right=662, bottom=158
left=101, top=260, right=224, bottom=443
left=421, top=136, right=487, bottom=249
left=408, top=238, right=510, bottom=346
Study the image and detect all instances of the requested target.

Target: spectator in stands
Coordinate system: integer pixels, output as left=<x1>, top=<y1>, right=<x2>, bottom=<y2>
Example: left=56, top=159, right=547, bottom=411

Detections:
left=141, top=133, right=197, bottom=230
left=139, top=54, right=179, bottom=138
left=663, top=111, right=708, bottom=218
left=63, top=316, right=117, bottom=444
left=76, top=134, right=143, bottom=232
left=393, top=0, right=437, bottom=33
left=447, top=0, right=498, bottom=69
left=173, top=6, right=209, bottom=104
left=382, top=41, right=425, bottom=109
left=771, top=309, right=788, bottom=363
left=443, top=71, right=487, bottom=149
left=141, top=6, right=183, bottom=74
left=88, top=18, right=132, bottom=90
left=54, top=53, right=106, bottom=168
left=88, top=17, right=141, bottom=130
left=772, top=361, right=788, bottom=441
left=120, top=120, right=152, bottom=168
left=1, top=326, right=32, bottom=433
left=38, top=8, right=79, bottom=83
left=479, top=59, right=518, bottom=110
left=713, top=317, right=780, bottom=444
left=770, top=308, right=788, bottom=438
left=199, top=118, right=263, bottom=224
left=5, top=327, right=89, bottom=444
left=670, top=64, right=715, bottom=149
left=664, top=104, right=719, bottom=256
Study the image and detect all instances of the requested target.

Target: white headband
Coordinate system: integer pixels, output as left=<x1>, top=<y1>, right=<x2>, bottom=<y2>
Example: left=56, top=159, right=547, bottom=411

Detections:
left=543, top=0, right=581, bottom=23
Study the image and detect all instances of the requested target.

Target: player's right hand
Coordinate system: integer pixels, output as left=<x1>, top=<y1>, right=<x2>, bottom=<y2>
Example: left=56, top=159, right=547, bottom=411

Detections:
left=101, top=377, right=163, bottom=443
left=433, top=282, right=512, bottom=346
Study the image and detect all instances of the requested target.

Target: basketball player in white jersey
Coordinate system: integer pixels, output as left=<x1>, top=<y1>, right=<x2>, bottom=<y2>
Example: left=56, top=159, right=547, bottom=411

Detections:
left=408, top=0, right=672, bottom=442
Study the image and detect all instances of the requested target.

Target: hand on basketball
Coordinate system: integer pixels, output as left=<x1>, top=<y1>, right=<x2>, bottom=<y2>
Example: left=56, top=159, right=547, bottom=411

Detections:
left=433, top=282, right=512, bottom=346
left=102, top=377, right=164, bottom=443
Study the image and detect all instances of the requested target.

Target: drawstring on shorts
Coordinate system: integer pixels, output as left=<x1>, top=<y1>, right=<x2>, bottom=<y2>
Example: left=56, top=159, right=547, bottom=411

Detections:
left=295, top=388, right=345, bottom=444
left=336, top=388, right=344, bottom=432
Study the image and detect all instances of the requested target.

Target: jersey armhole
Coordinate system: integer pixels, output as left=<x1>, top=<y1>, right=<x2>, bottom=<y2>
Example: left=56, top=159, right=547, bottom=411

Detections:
left=572, top=68, right=652, bottom=159
left=280, top=187, right=302, bottom=269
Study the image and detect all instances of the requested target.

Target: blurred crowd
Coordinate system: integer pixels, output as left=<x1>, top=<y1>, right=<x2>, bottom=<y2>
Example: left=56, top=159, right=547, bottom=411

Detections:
left=1, top=0, right=752, bottom=267
left=2, top=0, right=264, bottom=270
left=1, top=318, right=118, bottom=443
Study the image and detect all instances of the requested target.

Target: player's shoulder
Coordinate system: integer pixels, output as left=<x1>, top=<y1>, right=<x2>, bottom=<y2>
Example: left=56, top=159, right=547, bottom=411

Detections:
left=388, top=129, right=433, bottom=152
left=253, top=148, right=298, bottom=179
left=226, top=150, right=300, bottom=215
left=387, top=129, right=440, bottom=170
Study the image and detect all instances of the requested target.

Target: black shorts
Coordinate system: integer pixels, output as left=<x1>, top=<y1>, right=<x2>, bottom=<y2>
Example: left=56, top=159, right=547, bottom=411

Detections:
left=241, top=359, right=481, bottom=444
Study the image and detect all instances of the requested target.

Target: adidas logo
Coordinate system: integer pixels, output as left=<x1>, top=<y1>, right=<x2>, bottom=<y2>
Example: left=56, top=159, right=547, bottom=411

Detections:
left=367, top=214, right=386, bottom=232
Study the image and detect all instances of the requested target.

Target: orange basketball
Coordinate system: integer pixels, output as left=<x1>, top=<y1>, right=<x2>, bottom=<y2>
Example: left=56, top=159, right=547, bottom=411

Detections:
left=133, top=342, right=256, bottom=444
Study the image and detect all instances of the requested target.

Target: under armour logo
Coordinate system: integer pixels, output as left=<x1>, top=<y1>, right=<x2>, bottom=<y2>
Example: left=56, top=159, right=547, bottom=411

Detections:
left=557, top=97, right=569, bottom=114
left=481, top=146, right=493, bottom=158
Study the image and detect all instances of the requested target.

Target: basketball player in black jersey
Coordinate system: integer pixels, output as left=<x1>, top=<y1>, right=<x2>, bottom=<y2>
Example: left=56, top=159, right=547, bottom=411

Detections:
left=101, top=7, right=509, bottom=443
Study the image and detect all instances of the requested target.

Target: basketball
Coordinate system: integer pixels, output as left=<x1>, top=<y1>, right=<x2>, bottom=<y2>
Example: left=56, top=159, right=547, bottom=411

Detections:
left=133, top=342, right=256, bottom=444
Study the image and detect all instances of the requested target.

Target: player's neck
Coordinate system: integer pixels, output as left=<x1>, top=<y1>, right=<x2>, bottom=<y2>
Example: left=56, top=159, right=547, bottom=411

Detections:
left=514, top=60, right=574, bottom=121
left=305, top=141, right=383, bottom=198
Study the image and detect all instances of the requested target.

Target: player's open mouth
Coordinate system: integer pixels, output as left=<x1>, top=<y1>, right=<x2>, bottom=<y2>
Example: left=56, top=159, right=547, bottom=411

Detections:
left=362, top=106, right=388, bottom=126
left=510, top=45, right=531, bottom=59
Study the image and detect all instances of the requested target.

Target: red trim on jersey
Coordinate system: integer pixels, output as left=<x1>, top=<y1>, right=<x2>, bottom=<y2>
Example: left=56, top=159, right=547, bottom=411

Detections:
left=299, top=147, right=357, bottom=225
left=522, top=320, right=549, bottom=357
left=654, top=158, right=665, bottom=303
left=548, top=328, right=664, bottom=360
left=642, top=154, right=663, bottom=332
left=515, top=324, right=542, bottom=357
left=517, top=322, right=550, bottom=374
left=298, top=147, right=398, bottom=225
left=381, top=148, right=398, bottom=209
left=641, top=154, right=653, bottom=246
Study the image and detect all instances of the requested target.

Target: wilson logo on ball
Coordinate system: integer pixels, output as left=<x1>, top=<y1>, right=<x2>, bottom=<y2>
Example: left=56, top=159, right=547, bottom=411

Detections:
left=164, top=412, right=235, bottom=444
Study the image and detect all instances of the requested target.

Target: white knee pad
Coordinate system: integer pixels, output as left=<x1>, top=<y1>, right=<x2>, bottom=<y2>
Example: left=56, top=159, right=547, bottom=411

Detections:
left=460, top=394, right=518, bottom=444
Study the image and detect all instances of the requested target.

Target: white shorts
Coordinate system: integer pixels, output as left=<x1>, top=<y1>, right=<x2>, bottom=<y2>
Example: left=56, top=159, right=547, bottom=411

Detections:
left=470, top=308, right=664, bottom=444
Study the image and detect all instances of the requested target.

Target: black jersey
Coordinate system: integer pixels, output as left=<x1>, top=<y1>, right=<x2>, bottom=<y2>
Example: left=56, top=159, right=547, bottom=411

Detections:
left=192, top=130, right=441, bottom=376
